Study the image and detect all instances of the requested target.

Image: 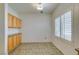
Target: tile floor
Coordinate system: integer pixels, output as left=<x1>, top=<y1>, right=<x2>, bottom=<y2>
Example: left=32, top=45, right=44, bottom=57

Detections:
left=10, top=42, right=63, bottom=55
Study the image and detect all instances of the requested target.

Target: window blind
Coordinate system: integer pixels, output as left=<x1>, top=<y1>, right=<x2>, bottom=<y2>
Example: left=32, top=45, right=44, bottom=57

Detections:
left=55, top=11, right=72, bottom=41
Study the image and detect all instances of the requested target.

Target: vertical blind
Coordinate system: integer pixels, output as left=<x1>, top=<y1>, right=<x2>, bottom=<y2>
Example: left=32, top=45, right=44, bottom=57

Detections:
left=55, top=17, right=61, bottom=37
left=55, top=11, right=72, bottom=41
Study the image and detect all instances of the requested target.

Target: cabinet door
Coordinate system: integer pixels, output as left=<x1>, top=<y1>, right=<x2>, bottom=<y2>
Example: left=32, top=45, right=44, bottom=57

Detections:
left=18, top=20, right=20, bottom=28
left=8, top=14, right=13, bottom=28
left=13, top=16, right=17, bottom=28
left=8, top=36, right=14, bottom=53
left=16, top=34, right=21, bottom=46
left=16, top=18, right=19, bottom=28
left=19, top=20, right=22, bottom=28
left=19, top=34, right=22, bottom=44
left=16, top=34, right=19, bottom=45
left=13, top=35, right=17, bottom=48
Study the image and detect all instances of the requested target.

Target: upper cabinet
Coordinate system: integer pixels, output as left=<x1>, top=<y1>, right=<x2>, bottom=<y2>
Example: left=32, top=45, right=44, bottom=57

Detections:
left=8, top=13, right=22, bottom=28
left=16, top=18, right=22, bottom=28
left=8, top=14, right=13, bottom=28
left=13, top=16, right=17, bottom=28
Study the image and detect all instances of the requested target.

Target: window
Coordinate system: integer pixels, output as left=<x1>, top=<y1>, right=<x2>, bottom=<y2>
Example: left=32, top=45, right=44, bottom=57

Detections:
left=61, top=15, right=65, bottom=39
left=55, top=17, right=61, bottom=37
left=64, top=11, right=72, bottom=41
left=55, top=11, right=72, bottom=41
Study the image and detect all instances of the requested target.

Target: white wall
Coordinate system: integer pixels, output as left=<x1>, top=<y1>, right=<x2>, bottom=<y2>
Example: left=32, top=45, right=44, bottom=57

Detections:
left=8, top=5, right=20, bottom=18
left=8, top=5, right=52, bottom=43
left=20, top=13, right=52, bottom=43
left=51, top=4, right=79, bottom=55
left=0, top=4, right=5, bottom=54
left=73, top=4, right=79, bottom=49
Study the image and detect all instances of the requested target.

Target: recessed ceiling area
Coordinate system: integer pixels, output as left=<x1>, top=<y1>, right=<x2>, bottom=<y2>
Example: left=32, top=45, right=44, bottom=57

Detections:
left=8, top=3, right=58, bottom=14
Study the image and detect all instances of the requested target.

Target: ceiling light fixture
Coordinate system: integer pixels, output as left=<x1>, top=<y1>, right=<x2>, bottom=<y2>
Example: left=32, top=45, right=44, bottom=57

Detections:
left=36, top=3, right=43, bottom=11
left=32, top=3, right=44, bottom=13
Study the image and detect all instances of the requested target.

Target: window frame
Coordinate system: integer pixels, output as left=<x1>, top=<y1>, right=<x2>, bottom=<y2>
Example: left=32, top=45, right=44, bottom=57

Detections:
left=55, top=11, right=72, bottom=41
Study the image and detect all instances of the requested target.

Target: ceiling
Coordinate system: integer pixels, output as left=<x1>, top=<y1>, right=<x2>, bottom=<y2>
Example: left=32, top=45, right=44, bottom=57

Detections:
left=9, top=3, right=58, bottom=14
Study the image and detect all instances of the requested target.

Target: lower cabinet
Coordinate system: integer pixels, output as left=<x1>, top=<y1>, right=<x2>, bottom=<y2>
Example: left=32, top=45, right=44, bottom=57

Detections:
left=19, top=34, right=22, bottom=44
left=16, top=33, right=22, bottom=46
left=8, top=36, right=14, bottom=53
left=16, top=34, right=19, bottom=46
left=8, top=33, right=22, bottom=54
left=13, top=35, right=17, bottom=48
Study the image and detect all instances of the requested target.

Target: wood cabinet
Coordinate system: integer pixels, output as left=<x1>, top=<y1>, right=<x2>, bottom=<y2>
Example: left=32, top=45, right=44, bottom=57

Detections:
left=16, top=34, right=19, bottom=45
left=16, top=18, right=22, bottom=28
left=8, top=36, right=14, bottom=53
left=18, top=33, right=22, bottom=44
left=13, top=35, right=17, bottom=48
left=16, top=18, right=19, bottom=28
left=8, top=13, right=22, bottom=54
left=8, top=33, right=22, bottom=54
left=8, top=14, right=13, bottom=28
left=18, top=19, right=21, bottom=28
left=8, top=13, right=22, bottom=28
left=13, top=16, right=17, bottom=28
left=19, top=20, right=22, bottom=28
left=16, top=33, right=22, bottom=45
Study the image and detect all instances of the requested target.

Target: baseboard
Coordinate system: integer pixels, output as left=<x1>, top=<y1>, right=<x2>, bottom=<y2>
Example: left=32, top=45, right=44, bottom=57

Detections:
left=22, top=42, right=52, bottom=44
left=51, top=42, right=64, bottom=55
